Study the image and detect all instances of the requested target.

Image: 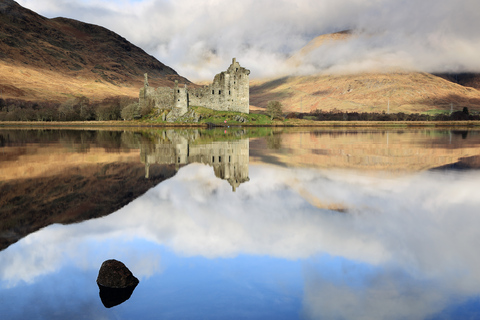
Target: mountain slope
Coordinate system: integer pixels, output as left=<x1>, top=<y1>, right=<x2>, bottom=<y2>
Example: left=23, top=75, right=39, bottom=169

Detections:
left=0, top=0, right=189, bottom=102
left=251, top=72, right=480, bottom=113
left=251, top=31, right=480, bottom=113
left=436, top=73, right=480, bottom=90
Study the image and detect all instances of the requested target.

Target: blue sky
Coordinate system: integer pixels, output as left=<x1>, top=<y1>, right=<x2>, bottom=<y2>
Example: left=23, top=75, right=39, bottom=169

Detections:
left=15, top=0, right=480, bottom=80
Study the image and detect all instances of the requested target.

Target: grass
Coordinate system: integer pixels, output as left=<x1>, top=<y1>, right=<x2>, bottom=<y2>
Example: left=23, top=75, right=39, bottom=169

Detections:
left=138, top=106, right=274, bottom=126
left=193, top=106, right=272, bottom=125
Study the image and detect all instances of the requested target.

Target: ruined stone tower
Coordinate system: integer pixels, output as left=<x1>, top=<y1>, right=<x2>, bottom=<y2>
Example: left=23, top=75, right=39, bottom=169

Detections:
left=140, top=58, right=250, bottom=121
left=166, top=81, right=189, bottom=121
left=189, top=58, right=250, bottom=114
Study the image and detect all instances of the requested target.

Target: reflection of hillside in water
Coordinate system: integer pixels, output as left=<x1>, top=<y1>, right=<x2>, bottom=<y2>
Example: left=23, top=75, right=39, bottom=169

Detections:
left=141, top=130, right=250, bottom=191
left=251, top=129, right=480, bottom=172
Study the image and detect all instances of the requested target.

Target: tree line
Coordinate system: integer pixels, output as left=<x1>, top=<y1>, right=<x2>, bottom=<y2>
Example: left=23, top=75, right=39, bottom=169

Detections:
left=0, top=96, right=153, bottom=122
left=285, top=107, right=480, bottom=121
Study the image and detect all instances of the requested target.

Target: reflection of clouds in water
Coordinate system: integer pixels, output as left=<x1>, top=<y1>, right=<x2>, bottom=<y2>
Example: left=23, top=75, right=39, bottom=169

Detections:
left=299, top=169, right=480, bottom=320
left=1, top=164, right=480, bottom=311
left=0, top=229, right=162, bottom=288
left=140, top=165, right=388, bottom=262
left=302, top=261, right=449, bottom=320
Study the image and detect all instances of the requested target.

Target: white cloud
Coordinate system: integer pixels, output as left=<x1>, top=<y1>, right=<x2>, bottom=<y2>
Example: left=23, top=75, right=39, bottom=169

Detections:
left=16, top=0, right=480, bottom=79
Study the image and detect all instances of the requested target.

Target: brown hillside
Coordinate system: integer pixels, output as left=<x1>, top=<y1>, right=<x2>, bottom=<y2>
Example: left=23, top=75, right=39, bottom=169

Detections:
left=0, top=0, right=189, bottom=102
left=436, top=73, right=480, bottom=90
left=251, top=72, right=480, bottom=113
left=251, top=31, right=480, bottom=113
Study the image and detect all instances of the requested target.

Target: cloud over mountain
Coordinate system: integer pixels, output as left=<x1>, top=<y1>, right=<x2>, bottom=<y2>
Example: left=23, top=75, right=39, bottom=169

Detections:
left=16, top=0, right=480, bottom=79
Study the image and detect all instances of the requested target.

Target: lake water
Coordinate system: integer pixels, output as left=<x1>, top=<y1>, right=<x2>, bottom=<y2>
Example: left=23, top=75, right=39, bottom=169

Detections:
left=1, top=127, right=480, bottom=319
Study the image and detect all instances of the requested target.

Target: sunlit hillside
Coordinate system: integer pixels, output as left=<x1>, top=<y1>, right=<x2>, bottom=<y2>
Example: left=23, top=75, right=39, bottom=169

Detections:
left=250, top=72, right=480, bottom=113
left=0, top=0, right=188, bottom=102
left=251, top=31, right=480, bottom=114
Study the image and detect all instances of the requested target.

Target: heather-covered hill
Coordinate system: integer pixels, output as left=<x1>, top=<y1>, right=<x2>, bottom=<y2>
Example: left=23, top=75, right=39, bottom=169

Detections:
left=251, top=31, right=480, bottom=113
left=0, top=0, right=189, bottom=102
left=251, top=72, right=480, bottom=114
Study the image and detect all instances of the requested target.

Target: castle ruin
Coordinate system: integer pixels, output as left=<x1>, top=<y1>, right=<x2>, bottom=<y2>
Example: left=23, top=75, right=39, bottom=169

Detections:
left=139, top=58, right=250, bottom=121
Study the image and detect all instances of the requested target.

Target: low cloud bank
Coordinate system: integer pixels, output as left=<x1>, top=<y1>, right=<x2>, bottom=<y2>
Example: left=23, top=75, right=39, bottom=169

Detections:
left=17, top=0, right=480, bottom=79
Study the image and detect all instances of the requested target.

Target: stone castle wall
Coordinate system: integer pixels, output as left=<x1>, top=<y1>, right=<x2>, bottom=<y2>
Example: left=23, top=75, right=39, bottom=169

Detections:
left=188, top=58, right=250, bottom=114
left=140, top=58, right=250, bottom=121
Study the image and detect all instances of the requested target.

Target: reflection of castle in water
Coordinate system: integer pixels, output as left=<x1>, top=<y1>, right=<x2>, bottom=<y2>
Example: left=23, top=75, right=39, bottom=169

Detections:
left=141, top=130, right=249, bottom=191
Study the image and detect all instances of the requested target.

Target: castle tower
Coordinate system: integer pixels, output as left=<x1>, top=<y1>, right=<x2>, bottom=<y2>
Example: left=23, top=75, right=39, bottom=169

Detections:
left=226, top=58, right=250, bottom=114
left=166, top=80, right=189, bottom=121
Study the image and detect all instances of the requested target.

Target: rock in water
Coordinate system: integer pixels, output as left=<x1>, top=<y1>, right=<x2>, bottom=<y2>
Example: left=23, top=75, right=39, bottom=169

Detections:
left=96, top=259, right=139, bottom=288
left=96, top=259, right=139, bottom=308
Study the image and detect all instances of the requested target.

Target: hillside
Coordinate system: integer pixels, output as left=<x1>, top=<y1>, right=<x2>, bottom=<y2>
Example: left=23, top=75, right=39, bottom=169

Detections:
left=436, top=73, right=480, bottom=90
left=251, top=32, right=480, bottom=114
left=251, top=72, right=480, bottom=114
left=0, top=0, right=189, bottom=102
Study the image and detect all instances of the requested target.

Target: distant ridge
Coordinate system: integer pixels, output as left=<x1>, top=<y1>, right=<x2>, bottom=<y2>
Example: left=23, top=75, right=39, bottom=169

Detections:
left=251, top=30, right=480, bottom=114
left=436, top=73, right=480, bottom=90
left=0, top=0, right=189, bottom=101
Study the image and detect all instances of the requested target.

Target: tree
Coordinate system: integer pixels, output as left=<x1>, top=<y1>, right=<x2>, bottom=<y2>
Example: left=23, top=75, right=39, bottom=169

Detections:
left=58, top=102, right=76, bottom=121
left=95, top=97, right=122, bottom=121
left=121, top=103, right=140, bottom=120
left=266, top=100, right=283, bottom=120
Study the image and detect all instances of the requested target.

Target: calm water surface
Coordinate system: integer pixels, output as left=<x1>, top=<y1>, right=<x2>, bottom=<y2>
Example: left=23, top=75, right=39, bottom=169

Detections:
left=1, top=127, right=480, bottom=319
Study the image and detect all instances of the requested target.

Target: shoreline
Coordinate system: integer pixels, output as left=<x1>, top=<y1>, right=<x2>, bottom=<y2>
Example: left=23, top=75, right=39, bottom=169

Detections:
left=1, top=120, right=480, bottom=129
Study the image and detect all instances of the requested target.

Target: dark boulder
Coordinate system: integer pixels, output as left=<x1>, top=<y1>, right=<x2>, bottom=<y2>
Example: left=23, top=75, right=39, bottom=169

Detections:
left=96, top=259, right=139, bottom=288
left=96, top=259, right=139, bottom=308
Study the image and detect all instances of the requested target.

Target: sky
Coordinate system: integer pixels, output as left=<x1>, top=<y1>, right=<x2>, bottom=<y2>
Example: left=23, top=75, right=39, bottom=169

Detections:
left=16, top=0, right=480, bottom=81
